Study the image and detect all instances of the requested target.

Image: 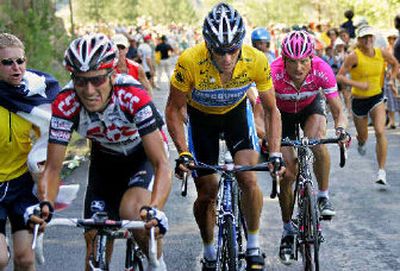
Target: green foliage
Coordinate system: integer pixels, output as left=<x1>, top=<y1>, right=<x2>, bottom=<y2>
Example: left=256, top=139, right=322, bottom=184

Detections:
left=0, top=1, right=70, bottom=85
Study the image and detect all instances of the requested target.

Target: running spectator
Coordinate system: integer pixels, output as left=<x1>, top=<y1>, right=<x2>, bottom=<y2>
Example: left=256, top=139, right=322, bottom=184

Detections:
left=155, top=35, right=174, bottom=89
left=337, top=25, right=399, bottom=185
left=112, top=33, right=153, bottom=95
left=0, top=33, right=60, bottom=271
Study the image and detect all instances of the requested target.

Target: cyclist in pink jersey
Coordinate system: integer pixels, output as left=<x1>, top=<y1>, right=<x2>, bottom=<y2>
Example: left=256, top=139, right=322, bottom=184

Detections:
left=270, top=30, right=350, bottom=265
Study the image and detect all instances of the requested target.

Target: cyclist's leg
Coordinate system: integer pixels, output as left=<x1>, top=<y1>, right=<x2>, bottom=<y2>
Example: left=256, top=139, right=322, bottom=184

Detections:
left=279, top=147, right=297, bottom=224
left=187, top=104, right=221, bottom=264
left=11, top=230, right=35, bottom=271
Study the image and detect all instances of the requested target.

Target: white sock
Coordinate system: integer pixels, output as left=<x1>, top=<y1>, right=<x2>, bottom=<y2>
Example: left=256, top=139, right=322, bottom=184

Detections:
left=147, top=254, right=167, bottom=271
left=318, top=190, right=329, bottom=199
left=247, top=231, right=260, bottom=250
left=203, top=243, right=216, bottom=260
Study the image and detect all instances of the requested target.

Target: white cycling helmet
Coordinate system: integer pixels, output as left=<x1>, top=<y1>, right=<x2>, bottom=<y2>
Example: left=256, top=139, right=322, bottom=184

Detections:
left=64, top=33, right=118, bottom=73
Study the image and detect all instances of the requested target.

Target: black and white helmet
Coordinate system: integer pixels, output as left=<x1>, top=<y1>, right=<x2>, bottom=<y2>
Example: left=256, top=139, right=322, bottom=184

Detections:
left=203, top=2, right=246, bottom=52
left=64, top=33, right=118, bottom=73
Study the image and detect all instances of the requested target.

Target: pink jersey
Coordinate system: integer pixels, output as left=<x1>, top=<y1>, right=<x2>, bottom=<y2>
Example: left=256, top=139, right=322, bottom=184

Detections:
left=271, top=56, right=338, bottom=113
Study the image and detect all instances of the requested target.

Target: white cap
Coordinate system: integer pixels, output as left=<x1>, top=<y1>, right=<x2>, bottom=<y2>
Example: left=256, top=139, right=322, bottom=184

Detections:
left=112, top=34, right=129, bottom=48
left=356, top=25, right=375, bottom=38
left=334, top=38, right=345, bottom=48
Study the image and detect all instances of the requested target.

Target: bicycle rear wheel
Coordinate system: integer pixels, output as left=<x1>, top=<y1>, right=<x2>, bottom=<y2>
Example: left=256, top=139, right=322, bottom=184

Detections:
left=218, top=215, right=238, bottom=271
left=300, top=182, right=320, bottom=271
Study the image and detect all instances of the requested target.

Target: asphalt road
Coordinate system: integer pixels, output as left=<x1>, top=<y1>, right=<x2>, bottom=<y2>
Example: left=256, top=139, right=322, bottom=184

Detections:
left=6, top=77, right=400, bottom=271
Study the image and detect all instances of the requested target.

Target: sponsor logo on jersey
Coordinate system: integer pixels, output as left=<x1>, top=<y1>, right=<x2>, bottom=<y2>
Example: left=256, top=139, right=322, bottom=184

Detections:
left=51, top=117, right=73, bottom=131
left=136, top=105, right=153, bottom=122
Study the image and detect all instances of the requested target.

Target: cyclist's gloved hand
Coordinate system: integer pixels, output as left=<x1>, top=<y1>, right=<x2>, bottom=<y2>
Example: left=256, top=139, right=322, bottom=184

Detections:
left=23, top=201, right=54, bottom=230
left=175, top=151, right=195, bottom=180
left=140, top=206, right=169, bottom=236
left=267, top=152, right=285, bottom=177
left=335, top=127, right=351, bottom=148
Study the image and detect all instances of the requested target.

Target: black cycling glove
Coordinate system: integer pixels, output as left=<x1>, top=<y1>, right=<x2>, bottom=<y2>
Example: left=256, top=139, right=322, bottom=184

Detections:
left=174, top=151, right=194, bottom=179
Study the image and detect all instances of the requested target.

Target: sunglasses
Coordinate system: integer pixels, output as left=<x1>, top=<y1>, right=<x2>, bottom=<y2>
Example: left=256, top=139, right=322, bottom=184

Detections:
left=1, top=57, right=26, bottom=66
left=72, top=71, right=112, bottom=87
left=117, top=45, right=126, bottom=50
left=211, top=47, right=240, bottom=56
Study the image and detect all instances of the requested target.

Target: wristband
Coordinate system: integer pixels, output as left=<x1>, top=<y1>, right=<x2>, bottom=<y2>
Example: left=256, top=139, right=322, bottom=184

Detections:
left=269, top=152, right=282, bottom=158
left=178, top=151, right=193, bottom=158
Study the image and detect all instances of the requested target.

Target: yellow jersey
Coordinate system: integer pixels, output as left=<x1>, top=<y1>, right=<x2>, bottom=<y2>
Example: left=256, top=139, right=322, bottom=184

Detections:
left=350, top=48, right=384, bottom=98
left=0, top=106, right=34, bottom=182
left=171, top=42, right=273, bottom=114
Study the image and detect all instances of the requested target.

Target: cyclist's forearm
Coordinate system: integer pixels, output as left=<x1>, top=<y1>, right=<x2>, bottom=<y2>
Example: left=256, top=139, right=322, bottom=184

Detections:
left=150, top=164, right=172, bottom=209
left=265, top=107, right=282, bottom=153
left=328, top=97, right=348, bottom=129
left=38, top=170, right=61, bottom=204
left=166, top=107, right=187, bottom=153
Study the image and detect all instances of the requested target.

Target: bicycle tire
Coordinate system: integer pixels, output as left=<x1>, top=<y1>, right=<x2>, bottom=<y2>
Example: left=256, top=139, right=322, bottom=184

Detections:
left=91, top=234, right=109, bottom=270
left=233, top=181, right=247, bottom=270
left=300, top=182, right=320, bottom=271
left=219, top=215, right=238, bottom=271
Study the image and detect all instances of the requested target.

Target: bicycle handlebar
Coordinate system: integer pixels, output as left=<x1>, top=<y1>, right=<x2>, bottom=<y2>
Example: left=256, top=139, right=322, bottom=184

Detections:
left=281, top=137, right=347, bottom=167
left=33, top=215, right=159, bottom=267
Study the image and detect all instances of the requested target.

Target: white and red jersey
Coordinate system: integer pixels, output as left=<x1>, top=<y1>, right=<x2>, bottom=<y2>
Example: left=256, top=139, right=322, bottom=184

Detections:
left=271, top=56, right=339, bottom=113
left=49, top=74, right=162, bottom=155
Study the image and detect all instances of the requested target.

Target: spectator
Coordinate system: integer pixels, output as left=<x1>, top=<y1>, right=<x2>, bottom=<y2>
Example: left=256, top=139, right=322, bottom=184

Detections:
left=126, top=35, right=139, bottom=62
left=155, top=35, right=174, bottom=89
left=341, top=9, right=356, bottom=38
left=138, top=35, right=156, bottom=89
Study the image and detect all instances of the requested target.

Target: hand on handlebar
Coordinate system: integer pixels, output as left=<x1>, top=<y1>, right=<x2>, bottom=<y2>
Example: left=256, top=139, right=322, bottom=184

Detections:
left=335, top=127, right=351, bottom=148
left=267, top=152, right=286, bottom=177
left=174, top=151, right=195, bottom=179
left=140, top=206, right=169, bottom=238
left=23, top=201, right=54, bottom=232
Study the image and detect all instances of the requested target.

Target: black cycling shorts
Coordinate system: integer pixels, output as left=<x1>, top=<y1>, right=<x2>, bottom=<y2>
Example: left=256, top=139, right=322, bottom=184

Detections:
left=351, top=93, right=385, bottom=118
left=187, top=98, right=258, bottom=177
left=0, top=172, right=39, bottom=235
left=281, top=93, right=327, bottom=140
left=84, top=144, right=154, bottom=220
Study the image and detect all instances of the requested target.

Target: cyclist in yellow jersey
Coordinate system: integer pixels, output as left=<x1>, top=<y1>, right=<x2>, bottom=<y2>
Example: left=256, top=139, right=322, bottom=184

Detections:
left=166, top=3, right=283, bottom=271
left=0, top=33, right=60, bottom=271
left=337, top=25, right=399, bottom=185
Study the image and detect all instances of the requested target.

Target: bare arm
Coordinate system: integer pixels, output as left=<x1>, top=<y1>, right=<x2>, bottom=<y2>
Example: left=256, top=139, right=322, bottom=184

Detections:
left=141, top=130, right=172, bottom=209
left=138, top=64, right=153, bottom=95
left=37, top=143, right=67, bottom=204
left=327, top=96, right=348, bottom=129
left=336, top=53, right=368, bottom=90
left=259, top=87, right=281, bottom=153
left=165, top=84, right=188, bottom=154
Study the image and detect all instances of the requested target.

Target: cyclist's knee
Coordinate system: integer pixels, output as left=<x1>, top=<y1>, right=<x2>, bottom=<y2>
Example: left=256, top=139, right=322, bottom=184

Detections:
left=13, top=251, right=34, bottom=270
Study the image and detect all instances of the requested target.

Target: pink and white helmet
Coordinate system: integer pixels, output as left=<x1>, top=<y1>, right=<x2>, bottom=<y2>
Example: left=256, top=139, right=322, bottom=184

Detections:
left=281, top=30, right=315, bottom=59
left=64, top=33, right=118, bottom=73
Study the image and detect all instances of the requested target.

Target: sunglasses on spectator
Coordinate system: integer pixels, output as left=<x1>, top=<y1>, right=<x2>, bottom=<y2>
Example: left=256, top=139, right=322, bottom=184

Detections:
left=211, top=47, right=240, bottom=56
left=1, top=57, right=26, bottom=66
left=117, top=45, right=126, bottom=50
left=72, top=71, right=113, bottom=87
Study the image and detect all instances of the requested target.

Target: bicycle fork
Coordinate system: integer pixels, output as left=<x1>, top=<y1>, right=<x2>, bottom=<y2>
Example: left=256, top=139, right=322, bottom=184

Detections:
left=216, top=177, right=238, bottom=270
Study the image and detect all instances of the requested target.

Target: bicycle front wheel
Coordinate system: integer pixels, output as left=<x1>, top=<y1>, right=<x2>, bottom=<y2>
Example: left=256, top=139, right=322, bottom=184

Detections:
left=300, top=182, right=320, bottom=271
left=218, top=215, right=238, bottom=271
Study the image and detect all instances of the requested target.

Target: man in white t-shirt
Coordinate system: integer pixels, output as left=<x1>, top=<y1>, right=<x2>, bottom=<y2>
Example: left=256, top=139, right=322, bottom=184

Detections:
left=138, top=35, right=155, bottom=85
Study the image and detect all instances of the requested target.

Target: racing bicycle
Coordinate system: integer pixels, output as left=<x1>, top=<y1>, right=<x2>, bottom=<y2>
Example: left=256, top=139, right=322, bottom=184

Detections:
left=280, top=135, right=347, bottom=271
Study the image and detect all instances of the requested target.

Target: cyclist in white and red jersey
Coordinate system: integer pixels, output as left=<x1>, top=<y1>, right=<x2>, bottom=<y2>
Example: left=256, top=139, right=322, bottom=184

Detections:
left=30, top=34, right=171, bottom=271
left=270, top=30, right=349, bottom=265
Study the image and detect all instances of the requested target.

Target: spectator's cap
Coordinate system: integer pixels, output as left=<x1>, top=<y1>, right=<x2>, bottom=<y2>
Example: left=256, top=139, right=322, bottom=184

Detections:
left=334, top=38, right=345, bottom=48
left=112, top=34, right=129, bottom=48
left=386, top=29, right=398, bottom=38
left=143, top=34, right=152, bottom=41
left=356, top=25, right=375, bottom=38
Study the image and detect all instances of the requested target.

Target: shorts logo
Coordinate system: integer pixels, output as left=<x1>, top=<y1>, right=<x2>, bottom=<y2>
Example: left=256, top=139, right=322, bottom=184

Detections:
left=128, top=171, right=147, bottom=186
left=90, top=200, right=105, bottom=212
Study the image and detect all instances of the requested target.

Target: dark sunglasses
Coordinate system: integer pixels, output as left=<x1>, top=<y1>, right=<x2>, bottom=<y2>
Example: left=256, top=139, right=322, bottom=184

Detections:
left=1, top=57, right=26, bottom=66
left=72, top=71, right=112, bottom=87
left=117, top=45, right=126, bottom=50
left=212, top=47, right=240, bottom=56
